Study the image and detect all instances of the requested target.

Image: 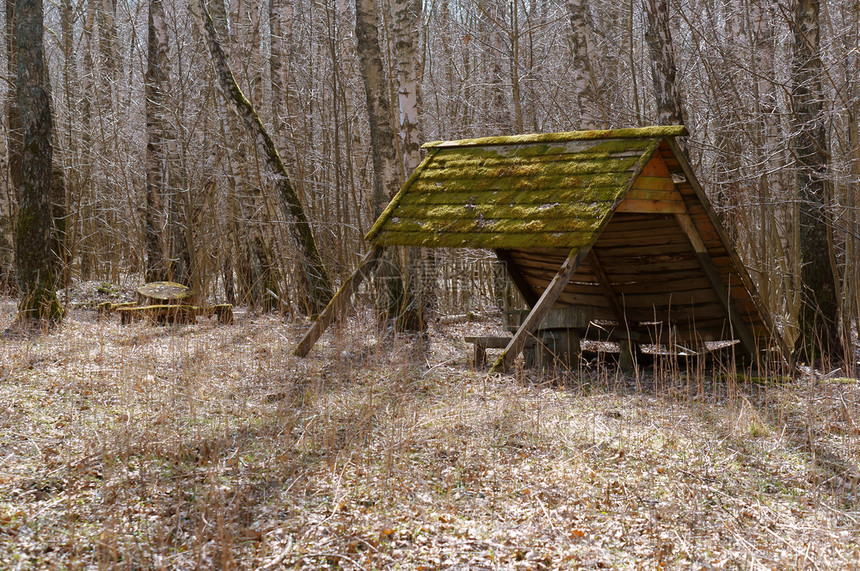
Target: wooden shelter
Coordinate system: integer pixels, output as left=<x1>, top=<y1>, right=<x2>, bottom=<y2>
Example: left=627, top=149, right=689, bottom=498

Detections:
left=296, top=126, right=788, bottom=371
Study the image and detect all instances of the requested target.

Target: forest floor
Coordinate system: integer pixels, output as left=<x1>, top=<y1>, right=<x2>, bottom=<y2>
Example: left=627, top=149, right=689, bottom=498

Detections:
left=0, top=289, right=859, bottom=569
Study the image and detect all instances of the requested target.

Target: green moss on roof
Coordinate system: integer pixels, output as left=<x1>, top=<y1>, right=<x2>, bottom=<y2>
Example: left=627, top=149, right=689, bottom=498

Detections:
left=370, top=230, right=598, bottom=249
left=422, top=125, right=687, bottom=149
left=366, top=129, right=669, bottom=249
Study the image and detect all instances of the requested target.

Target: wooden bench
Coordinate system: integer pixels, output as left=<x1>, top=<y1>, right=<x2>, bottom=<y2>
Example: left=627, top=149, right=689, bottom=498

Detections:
left=97, top=301, right=137, bottom=319
left=464, top=335, right=536, bottom=369
left=117, top=303, right=233, bottom=325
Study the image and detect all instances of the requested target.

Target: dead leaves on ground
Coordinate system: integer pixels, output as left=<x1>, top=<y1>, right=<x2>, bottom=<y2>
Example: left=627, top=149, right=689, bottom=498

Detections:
left=0, top=300, right=858, bottom=568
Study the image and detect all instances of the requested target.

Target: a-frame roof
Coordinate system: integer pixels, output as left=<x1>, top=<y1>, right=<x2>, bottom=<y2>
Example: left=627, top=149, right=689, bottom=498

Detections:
left=296, top=126, right=788, bottom=364
left=363, top=126, right=787, bottom=359
left=366, top=125, right=686, bottom=249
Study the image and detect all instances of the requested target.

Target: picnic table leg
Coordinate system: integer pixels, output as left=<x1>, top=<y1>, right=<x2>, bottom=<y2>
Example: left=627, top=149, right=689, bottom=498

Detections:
left=474, top=343, right=487, bottom=368
left=619, top=339, right=635, bottom=372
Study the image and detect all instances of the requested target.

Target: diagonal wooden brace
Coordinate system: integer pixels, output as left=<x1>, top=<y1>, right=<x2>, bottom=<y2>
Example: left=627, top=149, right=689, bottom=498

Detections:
left=674, top=212, right=758, bottom=358
left=490, top=246, right=591, bottom=373
left=294, top=246, right=386, bottom=357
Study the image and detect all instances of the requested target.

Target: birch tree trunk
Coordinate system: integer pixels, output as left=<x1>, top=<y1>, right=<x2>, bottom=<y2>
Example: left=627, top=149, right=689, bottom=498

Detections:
left=392, top=0, right=431, bottom=331
left=356, top=0, right=402, bottom=218
left=14, top=0, right=62, bottom=322
left=392, top=0, right=422, bottom=175
left=197, top=0, right=333, bottom=314
left=356, top=0, right=412, bottom=328
left=791, top=0, right=841, bottom=361
left=643, top=0, right=685, bottom=126
left=567, top=0, right=603, bottom=129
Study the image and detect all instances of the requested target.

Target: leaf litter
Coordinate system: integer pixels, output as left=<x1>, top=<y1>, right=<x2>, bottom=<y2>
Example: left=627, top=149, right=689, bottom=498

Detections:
left=0, top=297, right=858, bottom=568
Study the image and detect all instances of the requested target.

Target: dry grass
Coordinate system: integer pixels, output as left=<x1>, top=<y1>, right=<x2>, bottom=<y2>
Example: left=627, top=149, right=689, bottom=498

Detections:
left=1, top=296, right=859, bottom=569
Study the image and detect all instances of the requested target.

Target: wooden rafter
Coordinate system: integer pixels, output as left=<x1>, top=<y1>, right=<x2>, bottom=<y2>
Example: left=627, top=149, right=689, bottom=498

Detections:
left=494, top=249, right=540, bottom=307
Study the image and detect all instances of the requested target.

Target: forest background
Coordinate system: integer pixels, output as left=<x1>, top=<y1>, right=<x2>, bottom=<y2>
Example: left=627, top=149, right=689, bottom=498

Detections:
left=1, top=0, right=859, bottom=359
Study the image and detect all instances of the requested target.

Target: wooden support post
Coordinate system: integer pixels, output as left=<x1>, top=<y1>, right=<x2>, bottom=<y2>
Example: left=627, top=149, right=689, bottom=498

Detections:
left=490, top=247, right=590, bottom=373
left=294, top=246, right=386, bottom=357
left=494, top=249, right=540, bottom=307
left=674, top=212, right=758, bottom=358
left=587, top=249, right=640, bottom=371
left=537, top=328, right=581, bottom=371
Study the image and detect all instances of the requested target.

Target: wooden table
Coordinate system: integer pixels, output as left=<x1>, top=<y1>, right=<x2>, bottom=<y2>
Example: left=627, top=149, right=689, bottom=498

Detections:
left=136, top=281, right=194, bottom=305
left=114, top=281, right=234, bottom=325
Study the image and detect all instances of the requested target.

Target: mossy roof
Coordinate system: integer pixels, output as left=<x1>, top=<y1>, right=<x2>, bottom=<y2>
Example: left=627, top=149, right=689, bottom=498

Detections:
left=365, top=126, right=687, bottom=249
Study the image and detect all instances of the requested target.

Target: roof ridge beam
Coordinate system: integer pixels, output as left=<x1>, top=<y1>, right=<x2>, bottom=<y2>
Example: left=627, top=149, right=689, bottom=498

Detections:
left=424, top=126, right=687, bottom=149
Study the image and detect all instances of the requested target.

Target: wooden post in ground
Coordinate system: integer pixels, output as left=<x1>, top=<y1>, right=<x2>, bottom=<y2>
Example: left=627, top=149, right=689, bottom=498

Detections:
left=295, top=246, right=386, bottom=357
left=490, top=247, right=590, bottom=373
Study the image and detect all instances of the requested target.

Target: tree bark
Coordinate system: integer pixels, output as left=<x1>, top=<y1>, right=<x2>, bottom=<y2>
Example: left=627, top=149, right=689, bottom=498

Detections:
left=357, top=0, right=429, bottom=331
left=3, top=0, right=20, bottom=290
left=144, top=0, right=170, bottom=282
left=643, top=0, right=685, bottom=126
left=567, top=0, right=603, bottom=129
left=14, top=0, right=62, bottom=321
left=197, top=0, right=333, bottom=315
left=355, top=0, right=402, bottom=218
left=392, top=0, right=422, bottom=175
left=97, top=0, right=119, bottom=106
left=392, top=0, right=432, bottom=332
left=269, top=0, right=286, bottom=143
left=791, top=0, right=841, bottom=362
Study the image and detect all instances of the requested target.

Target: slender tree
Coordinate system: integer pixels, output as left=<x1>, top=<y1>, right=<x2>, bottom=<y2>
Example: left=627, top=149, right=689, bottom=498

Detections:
left=197, top=0, right=333, bottom=314
left=567, top=0, right=603, bottom=129
left=643, top=0, right=685, bottom=126
left=144, top=0, right=171, bottom=282
left=13, top=0, right=62, bottom=322
left=3, top=0, right=20, bottom=290
left=356, top=0, right=428, bottom=331
left=791, top=0, right=840, bottom=361
left=355, top=0, right=402, bottom=219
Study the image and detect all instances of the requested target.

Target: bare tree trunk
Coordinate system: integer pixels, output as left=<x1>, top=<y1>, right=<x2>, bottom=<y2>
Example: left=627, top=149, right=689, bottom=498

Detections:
left=643, top=0, right=685, bottom=126
left=144, top=0, right=170, bottom=282
left=78, top=0, right=96, bottom=279
left=97, top=0, right=119, bottom=105
left=355, top=0, right=402, bottom=218
left=269, top=0, right=286, bottom=144
left=197, top=0, right=333, bottom=314
left=14, top=0, right=62, bottom=322
left=567, top=0, right=603, bottom=129
left=42, top=45, right=68, bottom=290
left=3, top=0, right=20, bottom=290
left=392, top=0, right=422, bottom=175
left=392, top=0, right=431, bottom=331
left=357, top=0, right=429, bottom=331
left=792, top=0, right=841, bottom=362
